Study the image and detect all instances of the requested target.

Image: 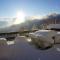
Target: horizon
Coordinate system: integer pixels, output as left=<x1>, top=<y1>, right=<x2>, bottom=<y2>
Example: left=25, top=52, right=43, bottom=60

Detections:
left=0, top=12, right=59, bottom=28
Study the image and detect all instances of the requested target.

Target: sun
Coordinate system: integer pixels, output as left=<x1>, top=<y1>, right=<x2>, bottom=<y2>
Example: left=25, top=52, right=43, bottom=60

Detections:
left=17, top=11, right=25, bottom=19
left=14, top=10, right=26, bottom=24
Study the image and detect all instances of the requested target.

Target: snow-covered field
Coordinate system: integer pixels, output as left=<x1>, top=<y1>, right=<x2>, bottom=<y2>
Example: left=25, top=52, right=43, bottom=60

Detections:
left=0, top=36, right=60, bottom=60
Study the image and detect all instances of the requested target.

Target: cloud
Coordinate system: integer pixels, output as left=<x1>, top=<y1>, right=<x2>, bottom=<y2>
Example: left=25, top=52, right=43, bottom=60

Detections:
left=0, top=18, right=16, bottom=28
left=26, top=15, right=45, bottom=20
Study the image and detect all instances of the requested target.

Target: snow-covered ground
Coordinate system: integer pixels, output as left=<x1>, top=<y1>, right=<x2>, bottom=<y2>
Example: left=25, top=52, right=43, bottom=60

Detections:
left=0, top=36, right=60, bottom=60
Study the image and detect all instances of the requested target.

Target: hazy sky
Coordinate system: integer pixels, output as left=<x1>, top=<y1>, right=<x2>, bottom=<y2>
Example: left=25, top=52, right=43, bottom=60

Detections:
left=0, top=0, right=60, bottom=17
left=0, top=0, right=60, bottom=28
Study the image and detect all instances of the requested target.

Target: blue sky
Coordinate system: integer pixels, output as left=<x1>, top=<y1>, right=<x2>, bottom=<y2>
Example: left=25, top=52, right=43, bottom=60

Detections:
left=0, top=0, right=60, bottom=17
left=0, top=0, right=60, bottom=28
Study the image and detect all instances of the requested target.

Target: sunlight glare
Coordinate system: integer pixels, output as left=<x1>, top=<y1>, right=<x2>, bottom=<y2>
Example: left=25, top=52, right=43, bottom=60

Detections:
left=14, top=11, right=26, bottom=24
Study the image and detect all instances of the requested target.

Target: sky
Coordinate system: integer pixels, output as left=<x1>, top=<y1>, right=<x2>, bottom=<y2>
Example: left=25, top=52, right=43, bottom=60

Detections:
left=0, top=0, right=60, bottom=27
left=0, top=0, right=60, bottom=17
